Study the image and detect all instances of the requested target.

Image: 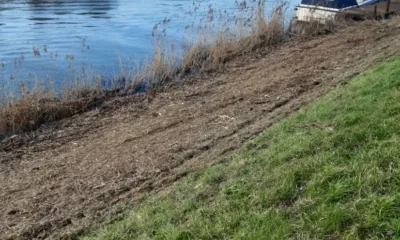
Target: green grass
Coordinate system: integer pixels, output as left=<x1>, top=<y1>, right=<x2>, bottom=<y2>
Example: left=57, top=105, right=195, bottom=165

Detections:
left=83, top=58, right=400, bottom=240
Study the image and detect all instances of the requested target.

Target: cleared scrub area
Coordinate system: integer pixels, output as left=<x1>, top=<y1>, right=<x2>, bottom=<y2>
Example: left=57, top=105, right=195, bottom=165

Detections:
left=85, top=58, right=400, bottom=239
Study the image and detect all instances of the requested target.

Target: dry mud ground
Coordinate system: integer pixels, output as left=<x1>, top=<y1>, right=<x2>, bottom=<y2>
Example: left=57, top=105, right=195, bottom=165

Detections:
left=1, top=19, right=400, bottom=239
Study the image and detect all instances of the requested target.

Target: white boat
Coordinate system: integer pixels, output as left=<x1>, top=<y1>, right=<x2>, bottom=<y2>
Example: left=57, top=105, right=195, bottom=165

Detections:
left=296, top=0, right=380, bottom=23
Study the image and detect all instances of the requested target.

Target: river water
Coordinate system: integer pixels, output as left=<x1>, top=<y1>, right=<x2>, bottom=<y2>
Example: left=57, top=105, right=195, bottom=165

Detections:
left=0, top=0, right=297, bottom=92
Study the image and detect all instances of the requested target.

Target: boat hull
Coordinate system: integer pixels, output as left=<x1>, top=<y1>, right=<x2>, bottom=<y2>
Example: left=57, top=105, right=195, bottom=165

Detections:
left=296, top=5, right=340, bottom=24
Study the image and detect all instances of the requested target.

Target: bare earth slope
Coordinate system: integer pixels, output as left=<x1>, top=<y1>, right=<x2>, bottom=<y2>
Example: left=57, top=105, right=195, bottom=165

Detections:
left=1, top=19, right=400, bottom=239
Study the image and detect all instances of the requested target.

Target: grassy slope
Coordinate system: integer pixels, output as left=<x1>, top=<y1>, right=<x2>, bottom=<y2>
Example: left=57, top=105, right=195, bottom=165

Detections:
left=84, top=58, right=400, bottom=239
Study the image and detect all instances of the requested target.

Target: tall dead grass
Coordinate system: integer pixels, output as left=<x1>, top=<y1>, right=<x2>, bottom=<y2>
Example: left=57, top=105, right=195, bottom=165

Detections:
left=0, top=0, right=288, bottom=136
left=180, top=0, right=286, bottom=72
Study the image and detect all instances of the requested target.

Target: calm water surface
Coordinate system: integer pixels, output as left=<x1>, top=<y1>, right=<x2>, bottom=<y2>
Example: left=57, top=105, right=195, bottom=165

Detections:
left=0, top=0, right=297, bottom=91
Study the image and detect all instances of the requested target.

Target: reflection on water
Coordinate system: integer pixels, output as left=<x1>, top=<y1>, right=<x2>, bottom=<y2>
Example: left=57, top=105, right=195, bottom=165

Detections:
left=25, top=0, right=117, bottom=19
left=0, top=0, right=297, bottom=91
left=24, top=0, right=117, bottom=25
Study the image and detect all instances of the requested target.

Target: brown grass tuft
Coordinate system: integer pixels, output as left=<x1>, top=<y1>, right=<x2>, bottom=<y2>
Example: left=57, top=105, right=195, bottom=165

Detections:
left=0, top=91, right=100, bottom=133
